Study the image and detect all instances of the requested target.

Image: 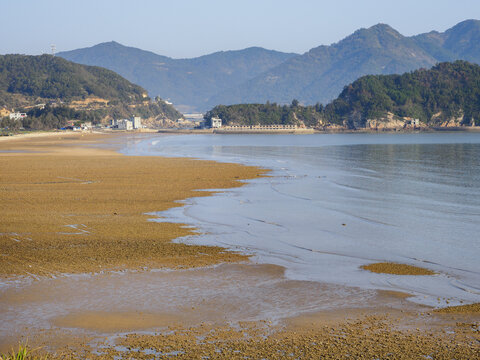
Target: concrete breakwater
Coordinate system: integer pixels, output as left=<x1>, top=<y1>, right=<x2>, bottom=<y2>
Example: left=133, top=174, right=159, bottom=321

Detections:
left=214, top=125, right=314, bottom=134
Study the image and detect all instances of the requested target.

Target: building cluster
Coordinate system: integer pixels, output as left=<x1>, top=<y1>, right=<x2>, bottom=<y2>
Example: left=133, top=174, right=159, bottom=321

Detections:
left=111, top=116, right=142, bottom=130
left=9, top=112, right=27, bottom=120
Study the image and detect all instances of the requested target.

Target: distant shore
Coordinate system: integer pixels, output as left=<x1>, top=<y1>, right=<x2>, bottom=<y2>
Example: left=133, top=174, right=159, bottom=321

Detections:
left=1, top=125, right=479, bottom=142
left=157, top=126, right=480, bottom=134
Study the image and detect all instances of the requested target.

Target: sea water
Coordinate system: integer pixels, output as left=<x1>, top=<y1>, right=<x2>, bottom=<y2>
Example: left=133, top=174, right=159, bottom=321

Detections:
left=122, top=132, right=480, bottom=307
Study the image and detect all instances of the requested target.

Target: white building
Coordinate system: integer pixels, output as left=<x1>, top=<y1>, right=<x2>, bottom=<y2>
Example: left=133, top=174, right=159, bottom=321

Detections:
left=9, top=112, right=27, bottom=120
left=117, top=119, right=133, bottom=130
left=132, top=116, right=142, bottom=129
left=81, top=122, right=92, bottom=130
left=211, top=117, right=222, bottom=128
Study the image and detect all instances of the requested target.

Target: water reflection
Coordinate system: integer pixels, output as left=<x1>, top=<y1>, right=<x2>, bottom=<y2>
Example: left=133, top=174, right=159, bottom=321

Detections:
left=127, top=133, right=480, bottom=307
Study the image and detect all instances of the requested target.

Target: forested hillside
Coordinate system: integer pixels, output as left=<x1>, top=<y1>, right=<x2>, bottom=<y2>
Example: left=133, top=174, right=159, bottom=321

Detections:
left=324, top=61, right=480, bottom=127
left=0, top=54, right=183, bottom=130
left=205, top=101, right=323, bottom=128
left=0, top=54, right=146, bottom=104
left=205, top=61, right=480, bottom=129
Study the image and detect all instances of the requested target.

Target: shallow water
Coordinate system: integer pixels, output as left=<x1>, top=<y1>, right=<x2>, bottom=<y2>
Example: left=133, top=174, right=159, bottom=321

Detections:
left=122, top=132, right=480, bottom=307
left=0, top=264, right=382, bottom=347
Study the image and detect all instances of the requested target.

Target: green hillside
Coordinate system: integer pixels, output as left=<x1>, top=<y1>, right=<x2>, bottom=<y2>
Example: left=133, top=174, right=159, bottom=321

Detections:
left=0, top=54, right=147, bottom=104
left=324, top=61, right=480, bottom=127
left=205, top=61, right=480, bottom=129
left=0, top=54, right=182, bottom=130
left=205, top=101, right=322, bottom=128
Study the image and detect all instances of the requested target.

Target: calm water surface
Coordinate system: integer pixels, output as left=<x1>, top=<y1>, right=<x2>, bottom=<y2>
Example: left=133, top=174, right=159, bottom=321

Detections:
left=123, top=133, right=480, bottom=307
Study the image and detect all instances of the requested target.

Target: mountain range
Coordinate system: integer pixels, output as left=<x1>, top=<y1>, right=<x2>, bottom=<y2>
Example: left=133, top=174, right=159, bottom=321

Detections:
left=58, top=19, right=480, bottom=112
left=59, top=44, right=297, bottom=112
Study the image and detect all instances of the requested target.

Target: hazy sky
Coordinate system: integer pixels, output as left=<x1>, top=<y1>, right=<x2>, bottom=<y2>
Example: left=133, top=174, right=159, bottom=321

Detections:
left=2, top=0, right=479, bottom=58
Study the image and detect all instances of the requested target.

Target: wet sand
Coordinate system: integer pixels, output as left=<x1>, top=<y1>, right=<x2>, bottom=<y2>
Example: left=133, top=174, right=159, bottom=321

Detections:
left=3, top=261, right=479, bottom=359
left=0, top=132, right=266, bottom=277
left=1, top=132, right=479, bottom=358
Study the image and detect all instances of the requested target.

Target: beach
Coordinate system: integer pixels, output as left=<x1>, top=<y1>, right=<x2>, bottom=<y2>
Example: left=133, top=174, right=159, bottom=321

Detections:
left=0, top=132, right=479, bottom=358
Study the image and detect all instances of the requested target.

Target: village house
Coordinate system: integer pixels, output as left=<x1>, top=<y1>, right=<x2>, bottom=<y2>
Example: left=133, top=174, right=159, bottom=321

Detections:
left=9, top=112, right=27, bottom=120
left=132, top=116, right=142, bottom=129
left=110, top=116, right=142, bottom=130
left=117, top=119, right=133, bottom=130
left=211, top=117, right=222, bottom=128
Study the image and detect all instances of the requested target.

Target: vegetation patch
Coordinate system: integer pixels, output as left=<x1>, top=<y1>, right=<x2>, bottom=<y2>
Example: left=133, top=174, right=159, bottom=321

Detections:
left=361, top=262, right=436, bottom=275
left=0, top=345, right=49, bottom=360
left=434, top=303, right=480, bottom=314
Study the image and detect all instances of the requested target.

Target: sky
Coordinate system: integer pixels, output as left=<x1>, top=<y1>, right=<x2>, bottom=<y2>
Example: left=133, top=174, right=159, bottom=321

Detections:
left=2, top=0, right=479, bottom=58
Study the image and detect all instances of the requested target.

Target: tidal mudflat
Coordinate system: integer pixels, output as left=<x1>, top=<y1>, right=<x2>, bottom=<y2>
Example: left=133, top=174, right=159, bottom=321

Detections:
left=1, top=132, right=479, bottom=358
left=0, top=133, right=264, bottom=277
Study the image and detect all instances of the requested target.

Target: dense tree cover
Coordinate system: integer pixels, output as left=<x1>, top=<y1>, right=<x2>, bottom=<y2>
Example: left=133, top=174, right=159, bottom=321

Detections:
left=0, top=54, right=146, bottom=102
left=324, top=60, right=480, bottom=127
left=0, top=117, right=21, bottom=132
left=206, top=61, right=480, bottom=129
left=24, top=105, right=91, bottom=129
left=204, top=101, right=323, bottom=128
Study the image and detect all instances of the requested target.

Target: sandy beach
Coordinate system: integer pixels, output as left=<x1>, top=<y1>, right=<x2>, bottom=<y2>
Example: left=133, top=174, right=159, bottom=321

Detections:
left=0, top=131, right=479, bottom=359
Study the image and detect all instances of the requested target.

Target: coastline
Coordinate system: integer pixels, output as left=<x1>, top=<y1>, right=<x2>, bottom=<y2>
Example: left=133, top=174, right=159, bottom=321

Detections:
left=156, top=125, right=480, bottom=135
left=1, top=131, right=479, bottom=358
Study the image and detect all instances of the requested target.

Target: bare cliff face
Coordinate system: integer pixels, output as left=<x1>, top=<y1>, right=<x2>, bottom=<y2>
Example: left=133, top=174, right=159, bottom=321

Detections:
left=338, top=111, right=475, bottom=130
left=430, top=111, right=473, bottom=127
left=364, top=112, right=478, bottom=130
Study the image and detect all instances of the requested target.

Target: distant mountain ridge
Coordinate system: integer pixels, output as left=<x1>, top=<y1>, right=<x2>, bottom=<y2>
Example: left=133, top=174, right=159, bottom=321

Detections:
left=58, top=20, right=480, bottom=111
left=413, top=19, right=480, bottom=63
left=210, top=23, right=437, bottom=107
left=212, top=20, right=480, bottom=107
left=58, top=43, right=297, bottom=112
